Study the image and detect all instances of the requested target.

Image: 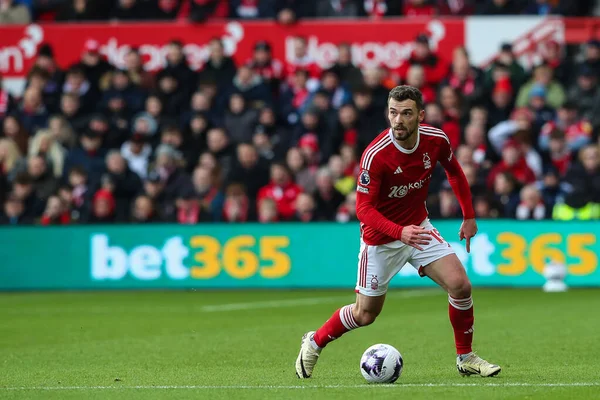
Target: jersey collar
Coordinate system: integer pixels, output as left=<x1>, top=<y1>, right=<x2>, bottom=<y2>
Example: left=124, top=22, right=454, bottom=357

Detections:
left=388, top=127, right=420, bottom=154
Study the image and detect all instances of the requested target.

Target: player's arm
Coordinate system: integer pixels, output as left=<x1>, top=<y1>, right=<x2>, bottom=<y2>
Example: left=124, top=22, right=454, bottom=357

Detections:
left=439, top=142, right=477, bottom=252
left=355, top=159, right=430, bottom=250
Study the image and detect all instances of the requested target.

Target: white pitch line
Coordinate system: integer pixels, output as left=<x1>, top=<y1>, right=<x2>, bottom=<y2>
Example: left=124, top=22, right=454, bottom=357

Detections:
left=2, top=383, right=599, bottom=390
left=201, top=290, right=441, bottom=312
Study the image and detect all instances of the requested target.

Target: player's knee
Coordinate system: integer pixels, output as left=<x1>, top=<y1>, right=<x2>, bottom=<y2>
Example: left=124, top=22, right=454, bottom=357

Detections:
left=448, top=278, right=471, bottom=299
left=353, top=309, right=379, bottom=326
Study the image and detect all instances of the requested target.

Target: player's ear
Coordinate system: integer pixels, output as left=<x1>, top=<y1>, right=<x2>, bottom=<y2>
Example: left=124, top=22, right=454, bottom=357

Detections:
left=419, top=109, right=425, bottom=123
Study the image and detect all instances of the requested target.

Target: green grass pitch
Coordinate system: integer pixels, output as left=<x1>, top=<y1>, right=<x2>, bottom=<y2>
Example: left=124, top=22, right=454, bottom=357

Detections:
left=1, top=288, right=599, bottom=399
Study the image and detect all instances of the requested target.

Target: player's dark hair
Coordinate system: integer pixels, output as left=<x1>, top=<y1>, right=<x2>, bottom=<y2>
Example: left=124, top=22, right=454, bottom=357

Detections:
left=388, top=85, right=424, bottom=111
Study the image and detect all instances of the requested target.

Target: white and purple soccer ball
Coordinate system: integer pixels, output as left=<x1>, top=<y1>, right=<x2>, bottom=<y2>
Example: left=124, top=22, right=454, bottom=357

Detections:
left=360, top=344, right=403, bottom=383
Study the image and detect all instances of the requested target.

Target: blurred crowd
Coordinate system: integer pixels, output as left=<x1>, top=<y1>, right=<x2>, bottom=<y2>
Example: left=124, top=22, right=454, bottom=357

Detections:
left=0, top=0, right=596, bottom=25
left=0, top=11, right=599, bottom=225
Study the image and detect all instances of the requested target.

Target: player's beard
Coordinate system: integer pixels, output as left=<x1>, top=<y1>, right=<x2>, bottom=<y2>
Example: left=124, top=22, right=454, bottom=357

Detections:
left=392, top=125, right=417, bottom=142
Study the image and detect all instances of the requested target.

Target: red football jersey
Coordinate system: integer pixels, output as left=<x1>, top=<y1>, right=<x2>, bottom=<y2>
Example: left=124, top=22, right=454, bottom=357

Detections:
left=356, top=124, right=463, bottom=245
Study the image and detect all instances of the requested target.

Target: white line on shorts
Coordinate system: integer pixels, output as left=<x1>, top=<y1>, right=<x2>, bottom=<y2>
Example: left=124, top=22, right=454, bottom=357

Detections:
left=1, top=383, right=599, bottom=390
left=200, top=290, right=442, bottom=312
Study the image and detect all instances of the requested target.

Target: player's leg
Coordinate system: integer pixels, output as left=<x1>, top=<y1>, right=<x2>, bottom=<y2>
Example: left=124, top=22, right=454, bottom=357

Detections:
left=295, top=241, right=407, bottom=378
left=423, top=253, right=501, bottom=377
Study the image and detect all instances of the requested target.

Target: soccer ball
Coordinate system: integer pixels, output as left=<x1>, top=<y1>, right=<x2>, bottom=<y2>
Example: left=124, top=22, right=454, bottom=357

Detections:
left=360, top=344, right=403, bottom=383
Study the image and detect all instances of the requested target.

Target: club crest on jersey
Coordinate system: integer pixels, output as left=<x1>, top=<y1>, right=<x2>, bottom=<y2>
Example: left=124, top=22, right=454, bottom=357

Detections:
left=423, top=153, right=431, bottom=169
left=359, top=170, right=371, bottom=186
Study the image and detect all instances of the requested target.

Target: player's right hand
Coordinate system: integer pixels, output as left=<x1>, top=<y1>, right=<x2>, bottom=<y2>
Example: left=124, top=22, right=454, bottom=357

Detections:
left=400, top=225, right=432, bottom=251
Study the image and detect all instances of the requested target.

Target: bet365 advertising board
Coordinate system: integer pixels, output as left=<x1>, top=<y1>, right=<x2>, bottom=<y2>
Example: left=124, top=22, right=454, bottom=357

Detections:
left=0, top=221, right=598, bottom=290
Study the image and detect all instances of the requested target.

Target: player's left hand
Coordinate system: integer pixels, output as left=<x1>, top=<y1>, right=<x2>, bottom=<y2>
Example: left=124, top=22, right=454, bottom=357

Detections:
left=459, top=218, right=478, bottom=253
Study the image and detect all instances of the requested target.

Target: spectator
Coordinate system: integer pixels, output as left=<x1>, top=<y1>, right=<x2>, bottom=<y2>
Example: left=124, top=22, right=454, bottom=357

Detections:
left=230, top=0, right=276, bottom=19
left=491, top=171, right=520, bottom=218
left=141, top=170, right=174, bottom=221
left=247, top=41, right=284, bottom=95
left=540, top=129, right=571, bottom=177
left=40, top=195, right=71, bottom=225
left=87, top=188, right=116, bottom=223
left=257, top=162, right=302, bottom=220
left=188, top=0, right=230, bottom=22
left=328, top=154, right=355, bottom=195
left=104, top=150, right=142, bottom=220
left=56, top=97, right=84, bottom=145
left=206, top=127, right=234, bottom=178
left=198, top=38, right=236, bottom=91
left=575, top=40, right=600, bottom=80
left=540, top=40, right=570, bottom=84
left=437, top=0, right=474, bottom=15
left=29, top=45, right=64, bottom=114
left=192, top=165, right=223, bottom=221
left=56, top=0, right=103, bottom=21
left=286, top=146, right=316, bottom=194
left=330, top=43, right=363, bottom=90
left=257, top=197, right=278, bottom=223
left=360, top=0, right=402, bottom=17
left=405, top=65, right=436, bottom=105
left=121, top=133, right=152, bottom=179
left=131, top=194, right=161, bottom=223
left=561, top=144, right=600, bottom=210
left=476, top=0, right=520, bottom=15
left=335, top=191, right=357, bottom=222
left=154, top=144, right=192, bottom=204
left=515, top=184, right=547, bottom=220
left=403, top=0, right=436, bottom=16
left=15, top=88, right=48, bottom=136
left=523, top=0, right=565, bottom=15
left=27, top=154, right=58, bottom=204
left=226, top=143, right=269, bottom=206
left=63, top=130, right=107, bottom=185
left=539, top=101, right=592, bottom=152
left=71, top=39, right=113, bottom=92
left=0, top=138, right=21, bottom=180
left=294, top=192, right=317, bottom=222
left=0, top=0, right=31, bottom=24
left=2, top=114, right=29, bottom=156
left=224, top=93, right=259, bottom=144
left=11, top=172, right=45, bottom=218
left=316, top=0, right=360, bottom=17
left=516, top=63, right=565, bottom=109
left=124, top=48, right=155, bottom=91
left=284, top=36, right=321, bottom=89
left=536, top=166, right=569, bottom=210
left=222, top=183, right=250, bottom=222
left=398, top=34, right=447, bottom=86
left=443, top=47, right=485, bottom=108
left=567, top=65, right=599, bottom=124
left=275, top=0, right=315, bottom=24
left=526, top=84, right=556, bottom=132
left=423, top=102, right=460, bottom=151
left=174, top=187, right=202, bottom=224
left=484, top=43, right=527, bottom=93
left=487, top=139, right=536, bottom=189
left=28, top=130, right=67, bottom=178
left=313, top=167, right=344, bottom=220
left=224, top=65, right=272, bottom=109
left=67, top=166, right=92, bottom=221
left=0, top=193, right=30, bottom=225
left=110, top=0, right=144, bottom=20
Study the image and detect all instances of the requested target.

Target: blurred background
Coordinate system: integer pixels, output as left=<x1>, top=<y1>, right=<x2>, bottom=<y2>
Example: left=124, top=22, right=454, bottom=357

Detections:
left=0, top=0, right=598, bottom=290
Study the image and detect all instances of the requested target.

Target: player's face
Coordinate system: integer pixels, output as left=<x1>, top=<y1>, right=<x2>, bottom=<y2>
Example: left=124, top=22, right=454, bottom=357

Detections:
left=388, top=99, right=424, bottom=142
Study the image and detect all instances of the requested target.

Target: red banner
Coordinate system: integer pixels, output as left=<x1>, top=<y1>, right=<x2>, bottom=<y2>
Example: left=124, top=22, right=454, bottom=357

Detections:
left=0, top=20, right=464, bottom=79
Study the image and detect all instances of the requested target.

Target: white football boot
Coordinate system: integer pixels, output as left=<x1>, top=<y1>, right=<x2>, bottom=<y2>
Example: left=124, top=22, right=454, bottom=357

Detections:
left=456, top=352, right=502, bottom=377
left=295, top=331, right=321, bottom=378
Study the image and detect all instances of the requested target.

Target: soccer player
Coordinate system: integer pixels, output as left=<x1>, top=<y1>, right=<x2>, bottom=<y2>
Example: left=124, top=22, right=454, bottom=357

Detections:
left=295, top=86, right=501, bottom=379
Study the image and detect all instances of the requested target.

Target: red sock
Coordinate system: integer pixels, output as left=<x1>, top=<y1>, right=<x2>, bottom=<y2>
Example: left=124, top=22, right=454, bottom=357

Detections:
left=448, top=295, right=474, bottom=354
left=312, top=304, right=359, bottom=348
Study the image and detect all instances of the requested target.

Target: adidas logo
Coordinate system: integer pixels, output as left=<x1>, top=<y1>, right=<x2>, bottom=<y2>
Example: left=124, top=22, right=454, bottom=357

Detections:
left=394, top=166, right=403, bottom=174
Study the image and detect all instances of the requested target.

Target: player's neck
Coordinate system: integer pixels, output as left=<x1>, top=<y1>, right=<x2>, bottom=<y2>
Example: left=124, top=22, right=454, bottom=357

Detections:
left=394, top=128, right=419, bottom=151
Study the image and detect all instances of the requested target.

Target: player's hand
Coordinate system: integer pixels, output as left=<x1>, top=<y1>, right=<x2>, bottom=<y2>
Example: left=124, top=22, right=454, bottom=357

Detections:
left=459, top=218, right=478, bottom=253
left=400, top=225, right=432, bottom=251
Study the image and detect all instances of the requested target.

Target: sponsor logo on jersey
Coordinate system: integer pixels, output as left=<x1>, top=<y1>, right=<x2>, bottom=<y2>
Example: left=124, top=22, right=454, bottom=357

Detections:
left=387, top=176, right=431, bottom=198
left=423, top=153, right=431, bottom=169
left=357, top=185, right=369, bottom=194
left=359, top=170, right=371, bottom=186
